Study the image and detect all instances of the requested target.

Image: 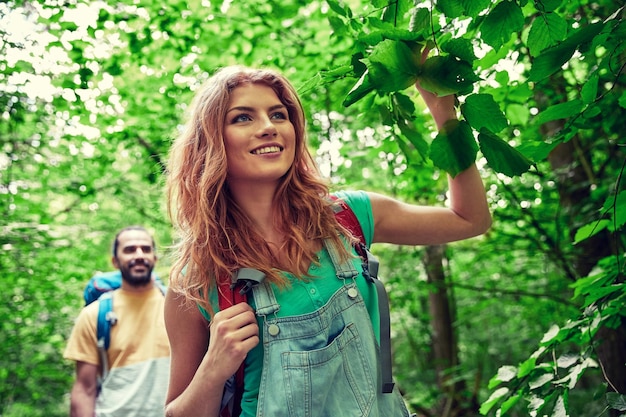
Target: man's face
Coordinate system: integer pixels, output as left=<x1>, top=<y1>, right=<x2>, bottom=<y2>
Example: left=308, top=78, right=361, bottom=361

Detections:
left=112, top=229, right=156, bottom=287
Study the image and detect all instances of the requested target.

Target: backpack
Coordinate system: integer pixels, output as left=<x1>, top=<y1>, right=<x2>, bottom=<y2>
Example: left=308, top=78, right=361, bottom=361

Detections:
left=217, top=197, right=394, bottom=417
left=84, top=270, right=166, bottom=380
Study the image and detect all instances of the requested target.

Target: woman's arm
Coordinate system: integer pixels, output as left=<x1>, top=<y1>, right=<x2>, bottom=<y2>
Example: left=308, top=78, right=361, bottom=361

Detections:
left=370, top=61, right=492, bottom=246
left=164, top=290, right=259, bottom=417
left=369, top=164, right=491, bottom=246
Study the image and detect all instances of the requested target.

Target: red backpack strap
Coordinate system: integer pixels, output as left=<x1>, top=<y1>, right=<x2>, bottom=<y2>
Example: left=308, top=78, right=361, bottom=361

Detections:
left=217, top=279, right=246, bottom=417
left=329, top=195, right=366, bottom=245
left=217, top=267, right=265, bottom=417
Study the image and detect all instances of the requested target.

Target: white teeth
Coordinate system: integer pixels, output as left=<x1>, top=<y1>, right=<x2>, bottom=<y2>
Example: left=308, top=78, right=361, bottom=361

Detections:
left=252, top=146, right=281, bottom=155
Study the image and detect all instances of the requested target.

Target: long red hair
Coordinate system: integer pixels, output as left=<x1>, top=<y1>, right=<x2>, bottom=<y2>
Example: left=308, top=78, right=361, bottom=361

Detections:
left=166, top=66, right=353, bottom=313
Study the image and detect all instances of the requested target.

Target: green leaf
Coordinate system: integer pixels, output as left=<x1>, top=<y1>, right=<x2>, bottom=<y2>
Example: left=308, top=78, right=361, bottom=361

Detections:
left=442, top=37, right=477, bottom=63
left=479, top=387, right=510, bottom=415
left=343, top=38, right=425, bottom=107
left=500, top=392, right=522, bottom=415
left=437, top=0, right=465, bottom=18
left=583, top=284, right=625, bottom=308
left=487, top=365, right=514, bottom=389
left=328, top=15, right=349, bottom=35
left=459, top=0, right=491, bottom=18
left=297, top=73, right=323, bottom=96
left=365, top=40, right=421, bottom=92
left=506, top=103, right=530, bottom=126
left=528, top=22, right=605, bottom=82
left=321, top=65, right=353, bottom=81
left=481, top=1, right=524, bottom=50
left=381, top=0, right=411, bottom=23
left=603, top=190, right=626, bottom=231
left=516, top=138, right=558, bottom=163
left=607, top=392, right=626, bottom=412
left=541, top=324, right=560, bottom=344
left=429, top=120, right=478, bottom=177
left=534, top=0, right=563, bottom=13
left=573, top=220, right=610, bottom=244
left=409, top=7, right=431, bottom=34
left=343, top=71, right=375, bottom=107
left=533, top=100, right=583, bottom=125
left=527, top=13, right=568, bottom=57
left=556, top=353, right=579, bottom=369
left=581, top=73, right=599, bottom=105
left=418, top=55, right=479, bottom=97
left=571, top=267, right=617, bottom=300
left=529, top=372, right=554, bottom=390
left=517, top=356, right=537, bottom=378
left=478, top=130, right=533, bottom=177
left=326, top=0, right=351, bottom=18
left=461, top=94, right=508, bottom=133
left=398, top=121, right=429, bottom=162
left=552, top=394, right=568, bottom=417
left=619, top=91, right=626, bottom=109
left=497, top=365, right=518, bottom=383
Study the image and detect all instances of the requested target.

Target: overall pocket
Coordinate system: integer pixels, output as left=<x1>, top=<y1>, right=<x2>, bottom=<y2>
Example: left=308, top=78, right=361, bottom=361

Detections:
left=281, top=323, right=376, bottom=417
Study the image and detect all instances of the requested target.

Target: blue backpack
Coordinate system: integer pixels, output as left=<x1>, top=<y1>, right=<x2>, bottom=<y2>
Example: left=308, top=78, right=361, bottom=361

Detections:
left=84, top=270, right=166, bottom=380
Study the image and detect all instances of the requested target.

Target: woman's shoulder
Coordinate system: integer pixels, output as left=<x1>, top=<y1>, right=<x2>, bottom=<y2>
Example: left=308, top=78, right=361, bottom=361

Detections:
left=331, top=189, right=369, bottom=208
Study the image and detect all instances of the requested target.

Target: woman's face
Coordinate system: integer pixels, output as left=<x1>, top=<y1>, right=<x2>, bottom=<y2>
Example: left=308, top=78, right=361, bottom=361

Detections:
left=223, top=83, right=296, bottom=188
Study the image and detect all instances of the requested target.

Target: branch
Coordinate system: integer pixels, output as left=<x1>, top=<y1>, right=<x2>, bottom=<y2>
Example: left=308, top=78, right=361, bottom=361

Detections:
left=451, top=281, right=578, bottom=307
left=500, top=181, right=579, bottom=281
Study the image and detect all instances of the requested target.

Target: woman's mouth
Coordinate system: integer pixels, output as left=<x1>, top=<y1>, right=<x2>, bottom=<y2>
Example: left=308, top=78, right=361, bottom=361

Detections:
left=251, top=145, right=283, bottom=155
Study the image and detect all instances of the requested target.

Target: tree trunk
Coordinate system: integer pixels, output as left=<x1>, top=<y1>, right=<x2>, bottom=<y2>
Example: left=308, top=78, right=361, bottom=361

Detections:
left=422, top=244, right=477, bottom=417
left=547, top=130, right=626, bottom=412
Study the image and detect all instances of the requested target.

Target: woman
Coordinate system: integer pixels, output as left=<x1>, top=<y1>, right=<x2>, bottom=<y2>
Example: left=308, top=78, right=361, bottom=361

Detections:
left=164, top=64, right=491, bottom=417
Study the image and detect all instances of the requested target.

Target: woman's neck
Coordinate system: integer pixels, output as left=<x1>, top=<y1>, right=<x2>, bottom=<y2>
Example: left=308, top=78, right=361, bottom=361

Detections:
left=229, top=180, right=280, bottom=242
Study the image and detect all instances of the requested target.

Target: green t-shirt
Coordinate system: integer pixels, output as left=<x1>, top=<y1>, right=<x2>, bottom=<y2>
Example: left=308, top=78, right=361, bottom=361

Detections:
left=204, top=190, right=380, bottom=417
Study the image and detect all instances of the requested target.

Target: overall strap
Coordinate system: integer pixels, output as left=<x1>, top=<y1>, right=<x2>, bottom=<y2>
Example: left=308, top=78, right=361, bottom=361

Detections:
left=324, top=237, right=360, bottom=280
left=328, top=197, right=396, bottom=394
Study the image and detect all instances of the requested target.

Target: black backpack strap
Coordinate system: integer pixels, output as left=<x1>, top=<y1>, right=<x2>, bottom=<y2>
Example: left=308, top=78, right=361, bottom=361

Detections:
left=355, top=243, right=395, bottom=393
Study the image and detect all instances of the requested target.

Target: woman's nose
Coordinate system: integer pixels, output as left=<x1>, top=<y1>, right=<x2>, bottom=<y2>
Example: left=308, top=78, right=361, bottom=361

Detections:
left=257, top=117, right=278, bottom=137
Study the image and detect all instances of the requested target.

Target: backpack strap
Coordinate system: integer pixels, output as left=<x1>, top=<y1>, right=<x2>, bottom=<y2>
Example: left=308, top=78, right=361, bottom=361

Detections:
left=330, top=196, right=366, bottom=243
left=329, top=195, right=395, bottom=393
left=96, top=291, right=117, bottom=382
left=358, top=247, right=395, bottom=393
left=218, top=268, right=266, bottom=417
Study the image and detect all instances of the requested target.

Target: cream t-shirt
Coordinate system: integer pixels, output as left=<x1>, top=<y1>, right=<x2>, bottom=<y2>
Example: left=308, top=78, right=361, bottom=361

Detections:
left=64, top=286, right=170, bottom=417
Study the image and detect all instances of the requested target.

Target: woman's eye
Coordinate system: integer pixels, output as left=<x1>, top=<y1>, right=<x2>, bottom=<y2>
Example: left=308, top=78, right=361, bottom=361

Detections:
left=271, top=111, right=288, bottom=120
left=232, top=114, right=252, bottom=123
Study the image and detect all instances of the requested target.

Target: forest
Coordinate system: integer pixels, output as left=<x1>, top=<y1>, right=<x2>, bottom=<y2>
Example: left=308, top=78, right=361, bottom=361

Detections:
left=1, top=0, right=625, bottom=416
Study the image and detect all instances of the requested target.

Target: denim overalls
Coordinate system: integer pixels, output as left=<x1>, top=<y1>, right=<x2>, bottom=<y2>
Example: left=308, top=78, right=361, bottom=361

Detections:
left=250, top=239, right=412, bottom=417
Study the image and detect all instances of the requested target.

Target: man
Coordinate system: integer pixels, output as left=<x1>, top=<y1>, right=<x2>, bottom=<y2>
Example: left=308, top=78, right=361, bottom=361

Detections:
left=64, top=226, right=170, bottom=417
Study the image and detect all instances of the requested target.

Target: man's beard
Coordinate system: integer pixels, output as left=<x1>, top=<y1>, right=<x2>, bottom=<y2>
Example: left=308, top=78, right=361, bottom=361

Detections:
left=120, top=259, right=154, bottom=287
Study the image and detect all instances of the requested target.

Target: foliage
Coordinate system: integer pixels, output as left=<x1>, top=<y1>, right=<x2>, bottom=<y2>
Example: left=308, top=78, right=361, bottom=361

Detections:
left=322, top=0, right=626, bottom=415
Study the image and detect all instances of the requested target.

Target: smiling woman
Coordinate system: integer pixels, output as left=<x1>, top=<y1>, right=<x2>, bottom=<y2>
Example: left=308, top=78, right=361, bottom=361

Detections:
left=163, top=65, right=490, bottom=417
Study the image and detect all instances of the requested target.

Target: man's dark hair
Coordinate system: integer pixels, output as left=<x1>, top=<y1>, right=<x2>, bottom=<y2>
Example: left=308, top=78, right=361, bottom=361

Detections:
left=111, top=226, right=156, bottom=257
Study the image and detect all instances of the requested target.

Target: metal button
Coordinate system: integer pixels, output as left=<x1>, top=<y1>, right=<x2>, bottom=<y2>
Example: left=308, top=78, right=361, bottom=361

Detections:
left=347, top=287, right=358, bottom=299
left=268, top=323, right=280, bottom=336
